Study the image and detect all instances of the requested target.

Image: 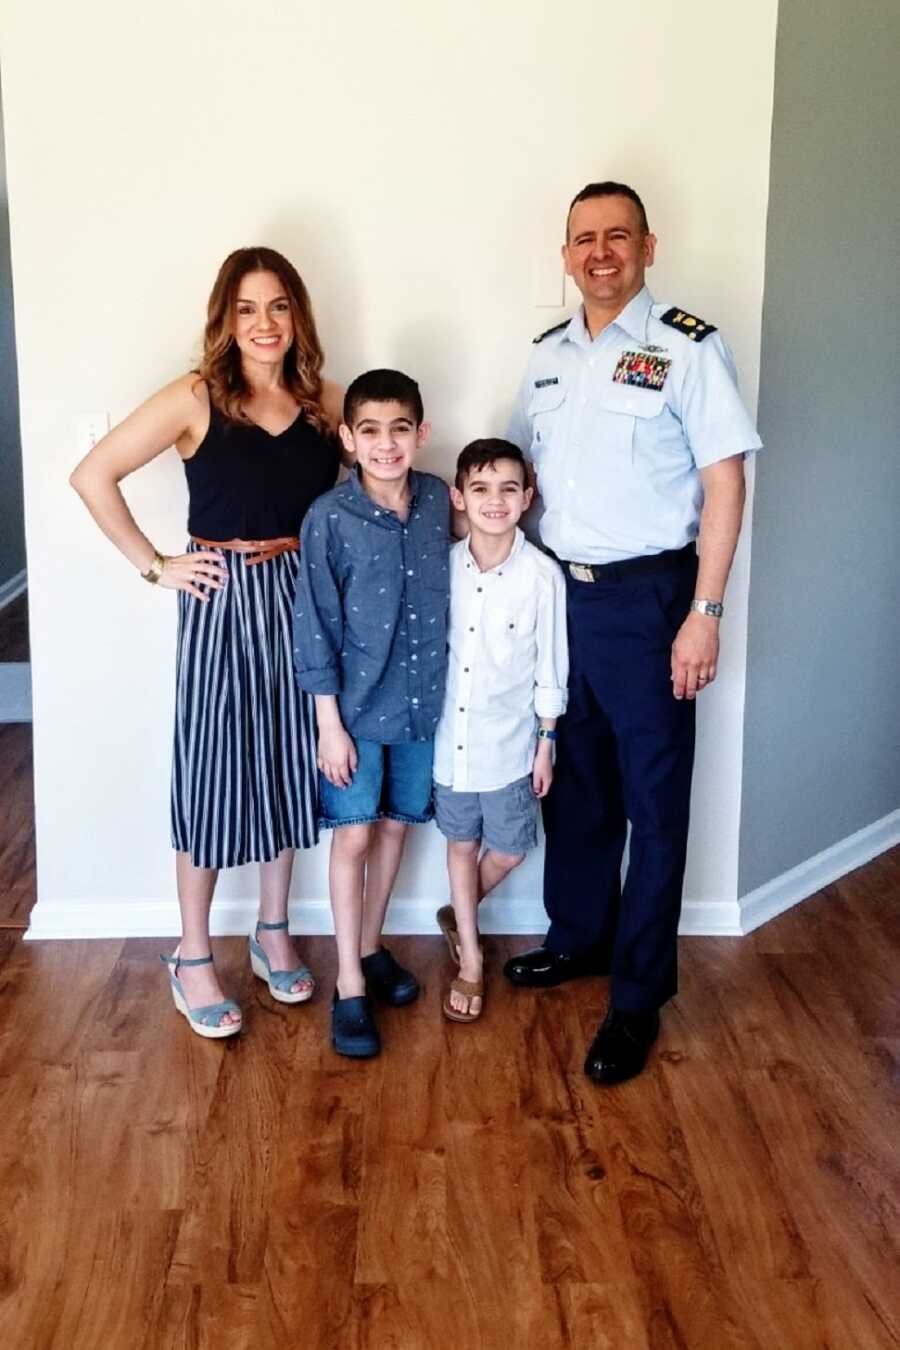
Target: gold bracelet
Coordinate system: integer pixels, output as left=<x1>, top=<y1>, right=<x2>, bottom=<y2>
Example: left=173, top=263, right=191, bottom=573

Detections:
left=141, top=551, right=167, bottom=585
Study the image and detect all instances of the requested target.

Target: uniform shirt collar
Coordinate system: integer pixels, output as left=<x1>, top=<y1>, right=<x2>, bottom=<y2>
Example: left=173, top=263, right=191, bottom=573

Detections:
left=462, top=526, right=525, bottom=574
left=565, top=286, right=654, bottom=348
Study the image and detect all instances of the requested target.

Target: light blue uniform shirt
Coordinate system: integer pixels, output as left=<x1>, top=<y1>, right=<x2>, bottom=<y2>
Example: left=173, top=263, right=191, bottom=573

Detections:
left=506, top=286, right=762, bottom=565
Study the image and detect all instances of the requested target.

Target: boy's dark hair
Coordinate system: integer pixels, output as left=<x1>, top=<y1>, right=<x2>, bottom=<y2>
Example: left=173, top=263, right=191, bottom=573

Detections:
left=343, top=368, right=424, bottom=427
left=566, top=181, right=649, bottom=238
left=455, top=438, right=528, bottom=490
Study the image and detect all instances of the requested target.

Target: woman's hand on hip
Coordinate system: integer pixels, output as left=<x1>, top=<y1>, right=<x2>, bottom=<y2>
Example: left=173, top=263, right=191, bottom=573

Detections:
left=159, top=550, right=229, bottom=603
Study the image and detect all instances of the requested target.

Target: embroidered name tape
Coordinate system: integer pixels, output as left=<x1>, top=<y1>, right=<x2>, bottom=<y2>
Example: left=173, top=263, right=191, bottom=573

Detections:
left=534, top=377, right=559, bottom=389
left=612, top=350, right=672, bottom=391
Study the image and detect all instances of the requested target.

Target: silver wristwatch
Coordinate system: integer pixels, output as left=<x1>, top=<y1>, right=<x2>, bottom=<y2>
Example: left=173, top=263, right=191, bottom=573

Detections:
left=691, top=599, right=724, bottom=618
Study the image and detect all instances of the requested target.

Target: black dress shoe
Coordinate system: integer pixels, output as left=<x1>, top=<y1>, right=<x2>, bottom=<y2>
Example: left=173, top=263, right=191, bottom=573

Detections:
left=331, top=990, right=381, bottom=1058
left=503, top=945, right=608, bottom=988
left=583, top=1008, right=659, bottom=1085
left=361, top=946, right=420, bottom=1006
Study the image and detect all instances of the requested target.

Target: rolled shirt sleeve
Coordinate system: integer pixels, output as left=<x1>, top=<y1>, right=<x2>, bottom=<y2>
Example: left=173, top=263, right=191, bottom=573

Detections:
left=533, top=563, right=569, bottom=720
left=293, top=506, right=343, bottom=696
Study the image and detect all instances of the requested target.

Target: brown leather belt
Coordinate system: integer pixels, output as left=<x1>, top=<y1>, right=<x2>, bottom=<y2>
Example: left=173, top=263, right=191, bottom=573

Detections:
left=190, top=535, right=299, bottom=566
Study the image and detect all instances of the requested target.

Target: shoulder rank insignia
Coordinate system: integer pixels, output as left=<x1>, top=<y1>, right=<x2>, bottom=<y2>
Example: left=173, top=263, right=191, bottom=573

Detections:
left=532, top=319, right=569, bottom=344
left=660, top=307, right=717, bottom=343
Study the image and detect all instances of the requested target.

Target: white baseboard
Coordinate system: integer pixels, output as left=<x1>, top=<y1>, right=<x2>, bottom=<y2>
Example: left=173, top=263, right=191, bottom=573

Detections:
left=0, top=662, right=31, bottom=722
left=25, top=892, right=741, bottom=940
left=737, top=806, right=900, bottom=934
left=25, top=810, right=899, bottom=941
left=0, top=569, right=26, bottom=611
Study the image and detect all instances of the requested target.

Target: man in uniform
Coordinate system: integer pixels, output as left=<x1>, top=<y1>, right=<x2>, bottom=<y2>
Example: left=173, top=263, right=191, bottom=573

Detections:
left=505, top=182, right=761, bottom=1084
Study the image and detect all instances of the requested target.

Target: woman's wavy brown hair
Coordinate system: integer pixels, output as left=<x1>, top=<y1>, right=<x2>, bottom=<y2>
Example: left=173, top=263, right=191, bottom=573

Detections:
left=198, top=246, right=328, bottom=431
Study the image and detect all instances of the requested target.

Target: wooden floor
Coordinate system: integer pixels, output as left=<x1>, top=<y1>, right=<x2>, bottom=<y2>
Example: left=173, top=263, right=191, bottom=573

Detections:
left=0, top=590, right=34, bottom=928
left=0, top=845, right=897, bottom=1348
left=0, top=591, right=30, bottom=663
left=0, top=722, right=34, bottom=927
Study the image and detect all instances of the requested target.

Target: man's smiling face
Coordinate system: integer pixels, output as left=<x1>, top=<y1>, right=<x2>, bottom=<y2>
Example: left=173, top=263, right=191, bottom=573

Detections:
left=562, top=194, right=656, bottom=317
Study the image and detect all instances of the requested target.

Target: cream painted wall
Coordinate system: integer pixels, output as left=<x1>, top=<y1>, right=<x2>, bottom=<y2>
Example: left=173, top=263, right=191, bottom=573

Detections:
left=1, top=0, right=778, bottom=936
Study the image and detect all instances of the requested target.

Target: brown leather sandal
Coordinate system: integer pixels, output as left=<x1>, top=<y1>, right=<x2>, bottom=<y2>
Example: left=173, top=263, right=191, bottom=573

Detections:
left=435, top=905, right=461, bottom=966
left=442, top=975, right=484, bottom=1023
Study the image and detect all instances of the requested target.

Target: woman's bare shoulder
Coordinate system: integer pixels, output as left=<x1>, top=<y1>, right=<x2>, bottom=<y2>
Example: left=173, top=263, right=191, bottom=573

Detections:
left=169, top=373, right=211, bottom=458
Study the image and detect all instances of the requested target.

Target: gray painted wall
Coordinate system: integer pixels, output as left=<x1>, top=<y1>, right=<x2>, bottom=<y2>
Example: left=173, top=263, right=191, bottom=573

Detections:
left=0, top=74, right=26, bottom=592
left=739, top=0, right=900, bottom=894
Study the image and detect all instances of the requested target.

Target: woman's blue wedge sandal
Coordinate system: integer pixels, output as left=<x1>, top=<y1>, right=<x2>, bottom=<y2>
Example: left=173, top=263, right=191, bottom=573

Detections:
left=249, top=918, right=315, bottom=1004
left=160, top=952, right=243, bottom=1039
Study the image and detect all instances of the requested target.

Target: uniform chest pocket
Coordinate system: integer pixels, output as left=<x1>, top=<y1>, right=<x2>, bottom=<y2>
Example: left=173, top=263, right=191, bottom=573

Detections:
left=527, top=383, right=567, bottom=456
left=600, top=382, right=667, bottom=421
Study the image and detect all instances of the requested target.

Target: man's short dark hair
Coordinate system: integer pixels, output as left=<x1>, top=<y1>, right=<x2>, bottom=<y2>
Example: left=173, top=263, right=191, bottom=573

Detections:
left=455, top=438, right=527, bottom=490
left=343, top=369, right=424, bottom=426
left=566, top=181, right=649, bottom=238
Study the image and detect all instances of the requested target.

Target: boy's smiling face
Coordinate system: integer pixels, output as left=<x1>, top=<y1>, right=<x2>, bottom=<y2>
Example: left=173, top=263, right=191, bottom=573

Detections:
left=451, top=458, right=533, bottom=538
left=340, top=400, right=430, bottom=486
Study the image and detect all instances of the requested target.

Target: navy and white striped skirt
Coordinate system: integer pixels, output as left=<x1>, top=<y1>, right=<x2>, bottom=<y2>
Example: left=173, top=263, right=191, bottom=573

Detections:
left=171, top=543, right=318, bottom=869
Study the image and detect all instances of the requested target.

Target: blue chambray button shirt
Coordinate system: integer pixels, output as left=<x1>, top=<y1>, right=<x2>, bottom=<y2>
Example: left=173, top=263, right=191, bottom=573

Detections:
left=293, top=467, right=450, bottom=743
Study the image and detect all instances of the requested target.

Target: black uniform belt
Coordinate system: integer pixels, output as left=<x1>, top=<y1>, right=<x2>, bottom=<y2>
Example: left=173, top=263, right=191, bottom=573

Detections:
left=564, top=543, right=696, bottom=583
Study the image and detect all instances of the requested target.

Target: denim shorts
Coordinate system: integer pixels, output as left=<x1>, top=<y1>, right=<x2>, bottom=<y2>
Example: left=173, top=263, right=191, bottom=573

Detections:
left=433, top=775, right=538, bottom=856
left=319, top=737, right=435, bottom=829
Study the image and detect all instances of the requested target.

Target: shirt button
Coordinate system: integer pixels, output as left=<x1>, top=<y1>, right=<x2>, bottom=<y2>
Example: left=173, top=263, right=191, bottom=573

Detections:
left=457, top=745, right=463, bottom=750
left=476, top=587, right=482, bottom=593
left=469, top=626, right=475, bottom=632
left=410, top=613, right=417, bottom=620
left=407, top=569, right=414, bottom=576
left=412, top=698, right=419, bottom=705
left=411, top=655, right=418, bottom=661
left=463, top=667, right=469, bottom=673
left=458, top=706, right=464, bottom=712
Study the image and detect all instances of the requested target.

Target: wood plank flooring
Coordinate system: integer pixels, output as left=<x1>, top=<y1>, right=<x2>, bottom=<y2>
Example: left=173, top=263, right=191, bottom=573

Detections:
left=0, top=591, right=29, bottom=664
left=0, top=722, right=34, bottom=927
left=0, top=847, right=897, bottom=1348
left=0, top=590, right=34, bottom=927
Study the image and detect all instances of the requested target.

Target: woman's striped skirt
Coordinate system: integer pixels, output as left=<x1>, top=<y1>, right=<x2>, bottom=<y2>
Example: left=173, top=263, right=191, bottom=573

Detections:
left=171, top=543, right=318, bottom=869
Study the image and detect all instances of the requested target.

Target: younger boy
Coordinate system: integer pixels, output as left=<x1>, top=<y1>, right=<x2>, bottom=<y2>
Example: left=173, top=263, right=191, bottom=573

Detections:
left=434, top=439, right=568, bottom=1021
left=293, top=369, right=450, bottom=1057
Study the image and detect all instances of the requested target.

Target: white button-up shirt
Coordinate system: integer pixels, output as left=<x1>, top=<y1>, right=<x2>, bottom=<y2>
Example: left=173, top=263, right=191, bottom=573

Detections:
left=433, top=530, right=568, bottom=792
left=506, top=287, right=763, bottom=565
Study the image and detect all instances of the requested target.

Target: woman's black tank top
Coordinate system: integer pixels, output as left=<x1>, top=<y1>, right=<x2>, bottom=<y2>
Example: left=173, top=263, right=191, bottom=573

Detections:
left=184, top=401, right=340, bottom=539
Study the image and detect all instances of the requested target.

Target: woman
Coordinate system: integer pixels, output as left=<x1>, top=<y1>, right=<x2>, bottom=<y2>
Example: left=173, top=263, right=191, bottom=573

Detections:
left=71, top=247, right=343, bottom=1038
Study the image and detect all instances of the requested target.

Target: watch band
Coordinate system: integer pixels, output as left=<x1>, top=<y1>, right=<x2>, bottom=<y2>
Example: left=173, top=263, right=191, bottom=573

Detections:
left=691, top=598, right=724, bottom=618
left=537, top=727, right=558, bottom=741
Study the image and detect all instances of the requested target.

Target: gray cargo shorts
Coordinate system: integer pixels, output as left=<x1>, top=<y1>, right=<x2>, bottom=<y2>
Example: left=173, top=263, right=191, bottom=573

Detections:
left=433, top=775, right=538, bottom=856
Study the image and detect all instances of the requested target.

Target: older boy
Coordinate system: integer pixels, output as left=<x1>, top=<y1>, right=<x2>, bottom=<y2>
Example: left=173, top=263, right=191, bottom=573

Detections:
left=433, top=439, right=568, bottom=1021
left=293, top=369, right=450, bottom=1057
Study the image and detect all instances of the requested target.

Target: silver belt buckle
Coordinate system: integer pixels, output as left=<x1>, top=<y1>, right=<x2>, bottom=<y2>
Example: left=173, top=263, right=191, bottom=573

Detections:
left=569, top=562, right=595, bottom=583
